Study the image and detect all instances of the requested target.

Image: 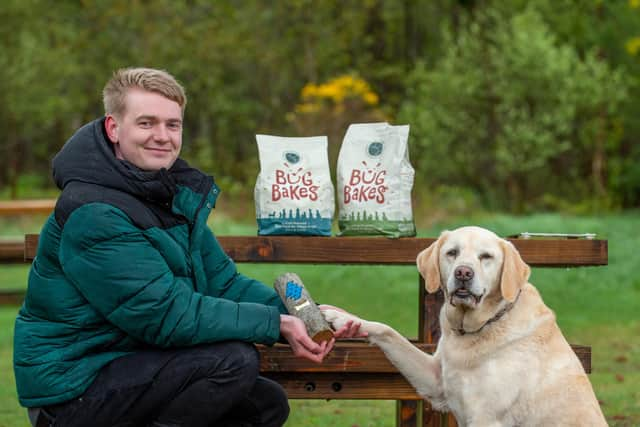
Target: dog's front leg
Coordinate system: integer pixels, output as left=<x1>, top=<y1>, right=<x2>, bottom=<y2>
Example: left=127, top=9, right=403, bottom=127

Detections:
left=323, top=309, right=446, bottom=409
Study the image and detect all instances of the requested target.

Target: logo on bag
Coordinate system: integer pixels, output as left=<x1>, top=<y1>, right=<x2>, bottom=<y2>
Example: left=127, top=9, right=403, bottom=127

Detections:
left=367, top=141, right=384, bottom=157
left=343, top=160, right=387, bottom=204
left=284, top=151, right=301, bottom=164
left=272, top=161, right=319, bottom=202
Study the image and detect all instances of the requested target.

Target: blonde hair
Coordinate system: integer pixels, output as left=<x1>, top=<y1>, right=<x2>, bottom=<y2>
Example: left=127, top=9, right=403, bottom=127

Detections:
left=103, top=67, right=187, bottom=118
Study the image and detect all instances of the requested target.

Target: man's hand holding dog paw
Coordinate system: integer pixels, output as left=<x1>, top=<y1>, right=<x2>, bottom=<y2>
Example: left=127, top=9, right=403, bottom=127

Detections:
left=320, top=305, right=368, bottom=339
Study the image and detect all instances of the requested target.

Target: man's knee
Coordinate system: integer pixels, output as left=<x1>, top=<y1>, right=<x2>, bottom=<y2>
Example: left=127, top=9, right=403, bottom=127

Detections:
left=221, top=341, right=259, bottom=375
left=269, top=382, right=290, bottom=427
left=198, top=341, right=260, bottom=383
left=254, top=377, right=290, bottom=427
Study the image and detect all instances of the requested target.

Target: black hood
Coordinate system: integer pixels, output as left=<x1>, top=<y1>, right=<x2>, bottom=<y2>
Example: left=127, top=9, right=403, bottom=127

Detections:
left=52, top=118, right=207, bottom=204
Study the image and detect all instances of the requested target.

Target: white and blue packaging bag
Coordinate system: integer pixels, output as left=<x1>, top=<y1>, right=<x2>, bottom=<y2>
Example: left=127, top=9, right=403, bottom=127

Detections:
left=254, top=134, right=335, bottom=236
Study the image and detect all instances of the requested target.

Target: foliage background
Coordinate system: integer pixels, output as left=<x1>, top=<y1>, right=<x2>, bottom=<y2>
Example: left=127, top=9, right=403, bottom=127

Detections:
left=1, top=0, right=639, bottom=213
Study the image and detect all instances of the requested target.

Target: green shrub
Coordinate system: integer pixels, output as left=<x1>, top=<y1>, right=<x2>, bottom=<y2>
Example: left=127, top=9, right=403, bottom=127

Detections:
left=399, top=6, right=628, bottom=212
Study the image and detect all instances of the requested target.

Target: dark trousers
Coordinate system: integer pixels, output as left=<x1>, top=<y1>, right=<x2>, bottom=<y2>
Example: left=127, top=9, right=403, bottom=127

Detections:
left=42, top=342, right=289, bottom=427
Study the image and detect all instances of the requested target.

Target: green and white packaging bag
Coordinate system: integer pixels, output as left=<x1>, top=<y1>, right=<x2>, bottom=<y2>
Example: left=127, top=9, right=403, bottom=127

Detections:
left=255, top=135, right=334, bottom=236
left=337, top=123, right=416, bottom=237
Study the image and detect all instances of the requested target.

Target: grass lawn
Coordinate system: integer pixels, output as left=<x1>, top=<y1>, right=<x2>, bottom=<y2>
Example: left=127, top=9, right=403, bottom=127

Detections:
left=0, top=211, right=638, bottom=426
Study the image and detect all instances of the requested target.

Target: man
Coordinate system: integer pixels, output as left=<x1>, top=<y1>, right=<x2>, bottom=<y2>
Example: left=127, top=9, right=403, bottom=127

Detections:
left=14, top=67, right=359, bottom=427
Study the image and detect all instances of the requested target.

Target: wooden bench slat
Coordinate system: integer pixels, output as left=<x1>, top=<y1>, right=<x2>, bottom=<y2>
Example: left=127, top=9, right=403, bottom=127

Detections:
left=0, top=199, right=55, bottom=216
left=263, top=372, right=423, bottom=399
left=0, top=240, right=25, bottom=263
left=258, top=342, right=591, bottom=375
left=0, top=290, right=26, bottom=305
left=260, top=342, right=434, bottom=373
left=511, top=239, right=608, bottom=267
left=219, top=236, right=608, bottom=266
left=21, top=234, right=608, bottom=266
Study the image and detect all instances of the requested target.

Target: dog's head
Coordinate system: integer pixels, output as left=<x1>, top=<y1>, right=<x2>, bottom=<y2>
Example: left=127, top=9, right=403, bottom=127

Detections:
left=416, top=226, right=530, bottom=310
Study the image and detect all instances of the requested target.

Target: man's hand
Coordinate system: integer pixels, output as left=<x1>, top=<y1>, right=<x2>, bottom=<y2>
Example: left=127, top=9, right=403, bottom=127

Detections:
left=319, top=304, right=368, bottom=339
left=279, top=314, right=334, bottom=363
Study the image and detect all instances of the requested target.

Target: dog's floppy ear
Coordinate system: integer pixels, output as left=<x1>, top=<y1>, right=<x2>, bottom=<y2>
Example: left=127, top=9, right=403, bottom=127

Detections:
left=499, top=240, right=531, bottom=302
left=417, top=231, right=449, bottom=293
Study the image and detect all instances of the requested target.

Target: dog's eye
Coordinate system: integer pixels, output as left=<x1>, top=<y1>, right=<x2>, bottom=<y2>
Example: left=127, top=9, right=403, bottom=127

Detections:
left=446, top=249, right=458, bottom=257
left=479, top=253, right=493, bottom=260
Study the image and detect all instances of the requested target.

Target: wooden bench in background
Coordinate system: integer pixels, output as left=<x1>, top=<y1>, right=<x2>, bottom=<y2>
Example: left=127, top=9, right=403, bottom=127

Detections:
left=22, top=234, right=607, bottom=427
left=0, top=199, right=55, bottom=216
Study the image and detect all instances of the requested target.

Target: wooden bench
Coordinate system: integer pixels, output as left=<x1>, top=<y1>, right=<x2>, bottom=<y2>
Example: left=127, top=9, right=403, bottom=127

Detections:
left=0, top=199, right=55, bottom=216
left=0, top=239, right=26, bottom=264
left=24, top=234, right=607, bottom=427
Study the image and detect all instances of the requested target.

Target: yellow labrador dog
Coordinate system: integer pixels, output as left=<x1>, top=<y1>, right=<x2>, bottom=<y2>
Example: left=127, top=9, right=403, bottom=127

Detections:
left=323, top=226, right=606, bottom=426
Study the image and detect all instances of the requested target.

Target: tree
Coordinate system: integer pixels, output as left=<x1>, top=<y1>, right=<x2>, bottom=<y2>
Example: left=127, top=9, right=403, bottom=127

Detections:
left=399, top=6, right=628, bottom=211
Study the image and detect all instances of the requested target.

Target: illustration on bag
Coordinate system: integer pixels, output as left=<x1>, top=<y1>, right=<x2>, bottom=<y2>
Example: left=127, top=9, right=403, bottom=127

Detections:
left=254, top=135, right=334, bottom=236
left=337, top=122, right=416, bottom=237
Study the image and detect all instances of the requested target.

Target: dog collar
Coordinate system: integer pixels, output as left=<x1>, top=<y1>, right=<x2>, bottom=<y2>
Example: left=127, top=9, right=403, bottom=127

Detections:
left=454, top=290, right=522, bottom=336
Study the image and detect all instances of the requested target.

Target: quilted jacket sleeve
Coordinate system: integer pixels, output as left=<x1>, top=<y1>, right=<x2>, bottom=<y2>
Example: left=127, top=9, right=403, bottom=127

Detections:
left=199, top=227, right=288, bottom=315
left=58, top=203, right=282, bottom=347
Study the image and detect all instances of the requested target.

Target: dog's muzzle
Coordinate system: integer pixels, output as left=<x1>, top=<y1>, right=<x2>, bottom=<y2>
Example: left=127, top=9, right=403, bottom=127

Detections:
left=450, top=266, right=483, bottom=306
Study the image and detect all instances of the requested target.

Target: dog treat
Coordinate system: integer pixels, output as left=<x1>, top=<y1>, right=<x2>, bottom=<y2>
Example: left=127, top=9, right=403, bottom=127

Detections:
left=255, top=135, right=334, bottom=236
left=337, top=122, right=416, bottom=237
left=274, top=273, right=334, bottom=344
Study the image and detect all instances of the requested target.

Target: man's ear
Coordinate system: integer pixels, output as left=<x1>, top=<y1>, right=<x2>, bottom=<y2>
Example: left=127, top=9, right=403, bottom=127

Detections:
left=104, top=115, right=119, bottom=143
left=416, top=231, right=449, bottom=294
left=499, top=240, right=531, bottom=302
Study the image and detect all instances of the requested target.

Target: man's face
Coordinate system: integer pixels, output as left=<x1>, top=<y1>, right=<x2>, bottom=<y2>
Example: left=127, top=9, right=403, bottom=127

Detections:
left=105, top=88, right=183, bottom=171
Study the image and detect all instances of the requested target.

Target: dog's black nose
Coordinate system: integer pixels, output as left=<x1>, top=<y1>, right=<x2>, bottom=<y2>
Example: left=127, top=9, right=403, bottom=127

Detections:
left=454, top=265, right=474, bottom=282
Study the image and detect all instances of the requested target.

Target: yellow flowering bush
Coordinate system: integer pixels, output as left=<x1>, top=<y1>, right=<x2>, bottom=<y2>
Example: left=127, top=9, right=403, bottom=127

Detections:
left=295, top=75, right=379, bottom=113
left=626, top=1, right=640, bottom=56
left=626, top=36, right=640, bottom=56
left=288, top=74, right=386, bottom=171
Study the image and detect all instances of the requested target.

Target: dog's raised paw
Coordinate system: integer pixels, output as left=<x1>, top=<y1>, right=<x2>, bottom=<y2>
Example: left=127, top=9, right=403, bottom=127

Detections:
left=322, top=309, right=355, bottom=331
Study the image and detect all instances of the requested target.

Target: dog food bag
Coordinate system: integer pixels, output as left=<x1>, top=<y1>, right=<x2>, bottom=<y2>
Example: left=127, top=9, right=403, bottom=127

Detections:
left=337, top=122, right=416, bottom=237
left=255, top=134, right=334, bottom=236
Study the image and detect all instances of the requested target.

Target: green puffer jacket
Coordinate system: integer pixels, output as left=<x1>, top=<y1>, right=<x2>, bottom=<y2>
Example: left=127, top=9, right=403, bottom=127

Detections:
left=13, top=118, right=287, bottom=408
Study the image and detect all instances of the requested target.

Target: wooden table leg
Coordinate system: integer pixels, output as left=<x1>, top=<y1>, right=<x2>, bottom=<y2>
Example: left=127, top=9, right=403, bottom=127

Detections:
left=397, top=400, right=454, bottom=427
left=419, top=277, right=449, bottom=427
left=397, top=400, right=418, bottom=427
left=425, top=402, right=443, bottom=427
